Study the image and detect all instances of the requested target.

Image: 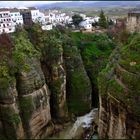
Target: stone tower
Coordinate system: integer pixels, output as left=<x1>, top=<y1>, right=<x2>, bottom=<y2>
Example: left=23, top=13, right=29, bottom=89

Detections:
left=127, top=11, right=140, bottom=32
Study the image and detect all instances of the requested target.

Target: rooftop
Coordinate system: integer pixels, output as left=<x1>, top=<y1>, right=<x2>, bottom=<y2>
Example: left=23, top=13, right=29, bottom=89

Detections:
left=9, top=8, right=19, bottom=12
left=27, top=7, right=37, bottom=10
left=0, top=8, right=9, bottom=12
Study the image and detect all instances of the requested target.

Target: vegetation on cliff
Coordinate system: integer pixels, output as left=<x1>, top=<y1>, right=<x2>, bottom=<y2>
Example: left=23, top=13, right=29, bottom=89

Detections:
left=63, top=36, right=92, bottom=115
left=98, top=33, right=140, bottom=116
left=71, top=32, right=115, bottom=107
left=0, top=24, right=117, bottom=139
left=28, top=25, right=92, bottom=116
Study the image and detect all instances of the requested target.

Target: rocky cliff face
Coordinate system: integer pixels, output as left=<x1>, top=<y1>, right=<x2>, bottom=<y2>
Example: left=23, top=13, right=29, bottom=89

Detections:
left=63, top=44, right=92, bottom=116
left=16, top=58, right=52, bottom=139
left=0, top=32, right=53, bottom=139
left=98, top=34, right=140, bottom=139
left=0, top=28, right=93, bottom=139
left=41, top=43, right=68, bottom=121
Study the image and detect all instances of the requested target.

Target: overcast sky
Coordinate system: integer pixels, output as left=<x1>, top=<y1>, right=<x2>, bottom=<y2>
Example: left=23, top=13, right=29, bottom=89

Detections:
left=0, top=1, right=94, bottom=8
left=0, top=1, right=70, bottom=7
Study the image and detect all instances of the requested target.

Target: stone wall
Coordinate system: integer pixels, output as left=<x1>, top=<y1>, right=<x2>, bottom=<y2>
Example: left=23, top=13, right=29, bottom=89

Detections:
left=127, top=14, right=140, bottom=32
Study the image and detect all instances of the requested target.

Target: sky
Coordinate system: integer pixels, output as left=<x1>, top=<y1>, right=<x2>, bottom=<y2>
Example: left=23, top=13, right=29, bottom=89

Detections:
left=0, top=1, right=66, bottom=7
left=0, top=1, right=85, bottom=8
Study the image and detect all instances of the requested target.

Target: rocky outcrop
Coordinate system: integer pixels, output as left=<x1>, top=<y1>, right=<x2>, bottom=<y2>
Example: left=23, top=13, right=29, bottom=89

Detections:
left=16, top=58, right=52, bottom=139
left=0, top=58, right=53, bottom=139
left=98, top=95, right=140, bottom=139
left=63, top=43, right=92, bottom=116
left=0, top=81, right=24, bottom=139
left=0, top=31, right=54, bottom=139
left=98, top=34, right=140, bottom=139
left=41, top=37, right=68, bottom=122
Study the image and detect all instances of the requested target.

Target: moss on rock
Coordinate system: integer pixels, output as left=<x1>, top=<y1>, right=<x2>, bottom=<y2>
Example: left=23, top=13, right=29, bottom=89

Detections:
left=98, top=33, right=140, bottom=116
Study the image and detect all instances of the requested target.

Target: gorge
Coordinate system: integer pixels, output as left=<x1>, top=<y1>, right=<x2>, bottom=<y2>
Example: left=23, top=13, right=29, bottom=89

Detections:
left=0, top=24, right=140, bottom=139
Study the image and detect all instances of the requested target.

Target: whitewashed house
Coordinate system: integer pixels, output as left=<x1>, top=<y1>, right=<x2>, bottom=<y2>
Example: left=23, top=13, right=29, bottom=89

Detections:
left=28, top=7, right=40, bottom=22
left=94, top=16, right=100, bottom=22
left=41, top=24, right=53, bottom=30
left=44, top=11, right=73, bottom=26
left=0, top=9, right=15, bottom=34
left=79, top=20, right=92, bottom=30
left=0, top=7, right=56, bottom=34
left=10, top=8, right=23, bottom=26
left=80, top=13, right=86, bottom=20
left=48, top=13, right=55, bottom=23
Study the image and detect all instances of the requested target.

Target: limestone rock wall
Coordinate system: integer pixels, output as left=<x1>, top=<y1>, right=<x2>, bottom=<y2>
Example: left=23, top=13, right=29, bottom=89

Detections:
left=15, top=58, right=52, bottom=139
left=41, top=43, right=68, bottom=122
left=63, top=44, right=92, bottom=116
left=98, top=34, right=140, bottom=139
left=98, top=95, right=140, bottom=139
left=0, top=81, right=25, bottom=139
left=127, top=13, right=140, bottom=32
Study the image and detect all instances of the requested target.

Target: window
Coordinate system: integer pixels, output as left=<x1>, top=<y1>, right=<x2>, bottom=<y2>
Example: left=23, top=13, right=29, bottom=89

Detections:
left=7, top=24, right=9, bottom=26
left=7, top=19, right=8, bottom=21
left=4, top=19, right=5, bottom=21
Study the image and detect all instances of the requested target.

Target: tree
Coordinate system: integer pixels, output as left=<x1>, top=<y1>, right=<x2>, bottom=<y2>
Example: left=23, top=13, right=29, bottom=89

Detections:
left=92, top=21, right=98, bottom=27
left=72, top=14, right=83, bottom=27
left=99, top=10, right=108, bottom=28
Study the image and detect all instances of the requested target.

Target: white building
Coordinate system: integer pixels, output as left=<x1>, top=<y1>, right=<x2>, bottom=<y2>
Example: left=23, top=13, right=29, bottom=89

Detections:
left=79, top=20, right=92, bottom=30
left=85, top=16, right=100, bottom=23
left=44, top=11, right=73, bottom=26
left=28, top=7, right=40, bottom=22
left=0, top=9, right=15, bottom=34
left=41, top=24, right=53, bottom=30
left=80, top=14, right=86, bottom=20
left=0, top=7, right=69, bottom=34
left=93, top=16, right=100, bottom=22
left=10, top=8, right=23, bottom=26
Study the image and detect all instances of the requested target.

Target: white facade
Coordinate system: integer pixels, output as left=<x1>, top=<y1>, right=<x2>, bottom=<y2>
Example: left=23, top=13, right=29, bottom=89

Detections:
left=0, top=10, right=15, bottom=34
left=44, top=12, right=72, bottom=25
left=30, top=9, right=40, bottom=22
left=79, top=20, right=92, bottom=30
left=80, top=14, right=86, bottom=19
left=41, top=24, right=53, bottom=30
left=10, top=11, right=23, bottom=25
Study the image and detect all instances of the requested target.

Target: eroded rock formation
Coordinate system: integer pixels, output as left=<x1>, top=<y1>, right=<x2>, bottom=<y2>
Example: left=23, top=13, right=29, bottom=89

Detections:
left=98, top=34, right=140, bottom=139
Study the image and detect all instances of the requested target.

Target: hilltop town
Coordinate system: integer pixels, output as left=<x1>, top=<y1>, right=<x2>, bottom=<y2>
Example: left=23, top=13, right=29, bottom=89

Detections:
left=0, top=6, right=140, bottom=34
left=0, top=6, right=114, bottom=34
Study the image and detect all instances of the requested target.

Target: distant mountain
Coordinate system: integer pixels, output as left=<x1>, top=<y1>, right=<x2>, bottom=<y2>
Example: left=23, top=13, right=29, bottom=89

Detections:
left=36, top=1, right=140, bottom=9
